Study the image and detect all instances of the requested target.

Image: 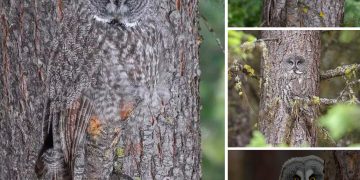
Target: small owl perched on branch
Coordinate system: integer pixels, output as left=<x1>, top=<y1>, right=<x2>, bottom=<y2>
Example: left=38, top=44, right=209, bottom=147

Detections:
left=90, top=0, right=151, bottom=27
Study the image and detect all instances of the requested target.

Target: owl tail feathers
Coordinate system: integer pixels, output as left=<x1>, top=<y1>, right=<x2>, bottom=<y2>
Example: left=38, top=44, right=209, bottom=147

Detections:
left=59, top=96, right=94, bottom=178
left=35, top=119, right=54, bottom=178
left=35, top=120, right=69, bottom=180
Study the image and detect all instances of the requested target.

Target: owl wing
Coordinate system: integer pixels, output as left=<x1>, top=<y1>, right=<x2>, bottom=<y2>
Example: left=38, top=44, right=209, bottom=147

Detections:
left=59, top=96, right=94, bottom=175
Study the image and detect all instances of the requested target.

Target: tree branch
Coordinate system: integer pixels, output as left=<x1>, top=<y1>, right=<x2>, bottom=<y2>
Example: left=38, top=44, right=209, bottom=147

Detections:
left=229, top=59, right=260, bottom=80
left=320, top=64, right=360, bottom=80
left=294, top=96, right=359, bottom=106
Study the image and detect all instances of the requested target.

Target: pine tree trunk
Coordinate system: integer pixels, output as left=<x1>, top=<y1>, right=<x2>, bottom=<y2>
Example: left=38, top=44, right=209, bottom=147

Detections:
left=110, top=1, right=201, bottom=179
left=262, top=0, right=345, bottom=27
left=259, top=30, right=321, bottom=146
left=324, top=151, right=360, bottom=180
left=0, top=0, right=201, bottom=179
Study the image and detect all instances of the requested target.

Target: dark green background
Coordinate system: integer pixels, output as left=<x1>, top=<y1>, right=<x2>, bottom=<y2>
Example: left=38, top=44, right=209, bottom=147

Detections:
left=200, top=0, right=225, bottom=179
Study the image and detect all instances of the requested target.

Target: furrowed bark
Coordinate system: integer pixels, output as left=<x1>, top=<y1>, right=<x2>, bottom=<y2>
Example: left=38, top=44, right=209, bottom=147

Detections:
left=0, top=0, right=57, bottom=178
left=0, top=0, right=201, bottom=179
left=259, top=30, right=321, bottom=146
left=262, top=0, right=345, bottom=27
left=111, top=1, right=201, bottom=179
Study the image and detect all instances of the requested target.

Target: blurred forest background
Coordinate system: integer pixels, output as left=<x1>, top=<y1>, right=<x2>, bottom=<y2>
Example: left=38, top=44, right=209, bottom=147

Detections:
left=228, top=0, right=360, bottom=27
left=228, top=30, right=360, bottom=147
left=200, top=0, right=225, bottom=179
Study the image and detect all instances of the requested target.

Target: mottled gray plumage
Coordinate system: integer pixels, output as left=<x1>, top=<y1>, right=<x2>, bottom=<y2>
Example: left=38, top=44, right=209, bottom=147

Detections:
left=279, top=155, right=324, bottom=180
left=282, top=55, right=309, bottom=98
left=35, top=1, right=99, bottom=179
left=35, top=0, right=157, bottom=179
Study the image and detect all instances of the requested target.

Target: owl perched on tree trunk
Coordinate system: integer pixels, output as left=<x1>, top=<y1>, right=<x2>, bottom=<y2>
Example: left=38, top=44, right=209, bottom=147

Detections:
left=35, top=0, right=156, bottom=179
left=89, top=0, right=150, bottom=27
left=282, top=55, right=310, bottom=99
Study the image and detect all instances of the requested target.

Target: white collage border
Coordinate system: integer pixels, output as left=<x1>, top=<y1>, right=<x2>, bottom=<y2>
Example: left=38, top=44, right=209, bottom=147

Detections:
left=224, top=0, right=360, bottom=179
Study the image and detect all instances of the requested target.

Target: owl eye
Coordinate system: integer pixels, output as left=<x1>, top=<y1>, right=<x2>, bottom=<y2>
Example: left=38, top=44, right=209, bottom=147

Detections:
left=293, top=175, right=301, bottom=180
left=287, top=60, right=294, bottom=65
left=297, top=59, right=304, bottom=65
left=309, top=175, right=316, bottom=180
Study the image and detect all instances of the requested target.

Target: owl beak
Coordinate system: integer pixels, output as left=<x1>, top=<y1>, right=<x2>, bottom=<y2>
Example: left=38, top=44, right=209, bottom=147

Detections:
left=294, top=70, right=303, bottom=74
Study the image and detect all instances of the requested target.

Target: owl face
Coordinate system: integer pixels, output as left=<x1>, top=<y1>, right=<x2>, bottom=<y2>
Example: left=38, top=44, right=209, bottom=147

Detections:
left=91, top=0, right=149, bottom=27
left=90, top=0, right=124, bottom=20
left=280, top=155, right=324, bottom=180
left=284, top=55, right=307, bottom=75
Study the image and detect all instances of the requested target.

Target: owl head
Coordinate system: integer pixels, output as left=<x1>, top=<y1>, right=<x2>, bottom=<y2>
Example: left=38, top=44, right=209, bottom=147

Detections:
left=90, top=0, right=149, bottom=27
left=279, top=155, right=324, bottom=180
left=284, top=55, right=307, bottom=75
left=89, top=0, right=123, bottom=17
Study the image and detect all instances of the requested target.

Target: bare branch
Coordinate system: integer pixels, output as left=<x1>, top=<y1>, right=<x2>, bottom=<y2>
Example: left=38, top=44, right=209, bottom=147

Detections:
left=320, top=64, right=360, bottom=80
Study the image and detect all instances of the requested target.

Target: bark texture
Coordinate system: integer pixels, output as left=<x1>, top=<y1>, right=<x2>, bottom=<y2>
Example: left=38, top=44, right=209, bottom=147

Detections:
left=0, top=0, right=201, bottom=179
left=262, top=0, right=345, bottom=27
left=111, top=1, right=201, bottom=179
left=324, top=151, right=360, bottom=180
left=259, top=31, right=321, bottom=146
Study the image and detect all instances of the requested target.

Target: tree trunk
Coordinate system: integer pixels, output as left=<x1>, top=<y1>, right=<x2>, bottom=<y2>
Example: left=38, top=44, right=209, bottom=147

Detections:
left=110, top=1, right=201, bottom=179
left=259, top=31, right=321, bottom=146
left=0, top=0, right=201, bottom=179
left=324, top=151, right=360, bottom=180
left=0, top=0, right=55, bottom=178
left=262, top=0, right=345, bottom=27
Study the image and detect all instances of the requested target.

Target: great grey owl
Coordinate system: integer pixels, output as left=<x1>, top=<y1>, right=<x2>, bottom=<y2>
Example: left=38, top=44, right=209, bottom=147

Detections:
left=35, top=0, right=155, bottom=179
left=282, top=55, right=309, bottom=98
left=279, top=155, right=324, bottom=180
left=284, top=55, right=307, bottom=75
left=89, top=0, right=151, bottom=27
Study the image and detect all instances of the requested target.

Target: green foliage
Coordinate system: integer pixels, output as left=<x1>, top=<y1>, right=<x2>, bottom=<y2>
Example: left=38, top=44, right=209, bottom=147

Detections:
left=344, top=0, right=360, bottom=26
left=247, top=131, right=290, bottom=147
left=338, top=31, right=358, bottom=43
left=320, top=104, right=360, bottom=140
left=247, top=131, right=269, bottom=147
left=200, top=0, right=225, bottom=179
left=228, top=30, right=256, bottom=59
left=228, top=0, right=262, bottom=27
